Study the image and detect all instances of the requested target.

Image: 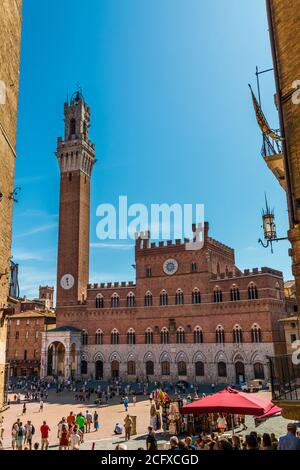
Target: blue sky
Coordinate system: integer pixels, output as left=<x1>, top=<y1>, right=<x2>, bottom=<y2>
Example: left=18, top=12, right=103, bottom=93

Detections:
left=13, top=0, right=292, bottom=299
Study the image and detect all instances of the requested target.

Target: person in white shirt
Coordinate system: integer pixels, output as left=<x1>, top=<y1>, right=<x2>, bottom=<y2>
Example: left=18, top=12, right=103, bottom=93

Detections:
left=70, top=426, right=81, bottom=450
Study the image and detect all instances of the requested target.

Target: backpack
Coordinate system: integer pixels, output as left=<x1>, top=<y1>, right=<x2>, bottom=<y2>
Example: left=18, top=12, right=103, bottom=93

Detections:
left=31, top=425, right=35, bottom=436
left=18, top=427, right=24, bottom=437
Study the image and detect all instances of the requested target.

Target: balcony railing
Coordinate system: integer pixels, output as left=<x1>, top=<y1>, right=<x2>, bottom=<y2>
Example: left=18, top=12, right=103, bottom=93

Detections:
left=268, top=354, right=300, bottom=401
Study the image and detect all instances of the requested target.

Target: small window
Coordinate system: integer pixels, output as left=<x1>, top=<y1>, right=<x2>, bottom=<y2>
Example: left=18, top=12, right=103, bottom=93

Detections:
left=16, top=320, right=20, bottom=326
left=291, top=334, right=297, bottom=344
left=15, top=331, right=19, bottom=340
left=26, top=319, right=30, bottom=325
left=146, top=267, right=152, bottom=277
left=191, top=262, right=197, bottom=273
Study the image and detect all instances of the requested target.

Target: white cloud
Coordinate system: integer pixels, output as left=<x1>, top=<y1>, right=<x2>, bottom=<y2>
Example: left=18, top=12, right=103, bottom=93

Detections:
left=90, top=242, right=134, bottom=250
left=15, top=223, right=57, bottom=238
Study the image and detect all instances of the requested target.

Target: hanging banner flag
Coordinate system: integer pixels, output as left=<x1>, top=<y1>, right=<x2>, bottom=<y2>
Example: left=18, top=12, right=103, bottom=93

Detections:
left=249, top=84, right=284, bottom=141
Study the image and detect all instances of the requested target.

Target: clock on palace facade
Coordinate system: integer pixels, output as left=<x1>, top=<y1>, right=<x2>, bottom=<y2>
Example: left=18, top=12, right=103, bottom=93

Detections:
left=163, top=258, right=178, bottom=275
left=60, top=274, right=75, bottom=290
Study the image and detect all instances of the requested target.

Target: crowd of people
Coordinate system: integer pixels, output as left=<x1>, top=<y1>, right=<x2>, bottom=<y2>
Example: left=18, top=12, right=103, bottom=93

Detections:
left=0, top=409, right=101, bottom=451
left=1, top=379, right=300, bottom=451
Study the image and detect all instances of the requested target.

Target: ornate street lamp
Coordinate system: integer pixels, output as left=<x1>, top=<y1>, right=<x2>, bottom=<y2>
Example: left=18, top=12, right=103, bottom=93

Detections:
left=258, top=194, right=287, bottom=253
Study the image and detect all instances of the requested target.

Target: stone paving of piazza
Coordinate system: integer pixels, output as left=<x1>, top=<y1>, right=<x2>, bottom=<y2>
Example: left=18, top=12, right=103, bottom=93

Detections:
left=0, top=389, right=295, bottom=450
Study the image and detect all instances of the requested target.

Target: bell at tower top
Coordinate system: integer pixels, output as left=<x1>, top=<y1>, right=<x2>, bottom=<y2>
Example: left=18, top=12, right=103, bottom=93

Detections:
left=57, top=91, right=95, bottom=176
left=63, top=90, right=91, bottom=143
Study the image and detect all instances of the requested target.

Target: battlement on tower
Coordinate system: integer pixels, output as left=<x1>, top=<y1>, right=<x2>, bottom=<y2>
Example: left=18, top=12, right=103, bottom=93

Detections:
left=210, top=266, right=283, bottom=280
left=87, top=281, right=136, bottom=290
left=134, top=222, right=209, bottom=252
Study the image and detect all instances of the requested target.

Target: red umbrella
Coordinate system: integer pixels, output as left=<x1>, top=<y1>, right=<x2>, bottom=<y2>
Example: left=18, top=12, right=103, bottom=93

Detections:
left=180, top=387, right=281, bottom=417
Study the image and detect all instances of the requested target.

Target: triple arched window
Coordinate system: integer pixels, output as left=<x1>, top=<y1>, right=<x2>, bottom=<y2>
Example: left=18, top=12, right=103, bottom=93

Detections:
left=95, top=329, right=103, bottom=345
left=144, top=291, right=153, bottom=307
left=127, top=328, right=136, bottom=345
left=230, top=285, right=240, bottom=301
left=95, top=294, right=104, bottom=309
left=193, top=326, right=203, bottom=344
left=248, top=283, right=258, bottom=300
left=216, top=325, right=225, bottom=344
left=160, top=327, right=169, bottom=344
left=175, top=289, right=184, bottom=305
left=145, top=328, right=153, bottom=345
left=176, top=327, right=185, bottom=344
left=111, top=329, right=119, bottom=345
left=127, top=292, right=135, bottom=308
left=233, top=325, right=243, bottom=344
left=214, top=288, right=223, bottom=303
left=192, top=288, right=201, bottom=304
left=160, top=290, right=168, bottom=306
left=82, top=330, right=88, bottom=345
left=111, top=293, right=119, bottom=308
left=251, top=324, right=262, bottom=343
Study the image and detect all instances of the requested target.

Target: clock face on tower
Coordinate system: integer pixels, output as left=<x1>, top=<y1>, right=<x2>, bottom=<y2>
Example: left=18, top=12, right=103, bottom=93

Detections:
left=163, top=258, right=178, bottom=275
left=60, top=274, right=75, bottom=290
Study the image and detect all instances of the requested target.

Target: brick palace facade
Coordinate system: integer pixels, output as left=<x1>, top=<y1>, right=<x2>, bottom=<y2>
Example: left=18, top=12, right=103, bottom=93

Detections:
left=41, top=92, right=287, bottom=384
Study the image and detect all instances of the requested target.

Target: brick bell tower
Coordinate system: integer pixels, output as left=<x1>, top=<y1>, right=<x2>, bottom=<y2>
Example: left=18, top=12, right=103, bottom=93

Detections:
left=56, top=91, right=95, bottom=306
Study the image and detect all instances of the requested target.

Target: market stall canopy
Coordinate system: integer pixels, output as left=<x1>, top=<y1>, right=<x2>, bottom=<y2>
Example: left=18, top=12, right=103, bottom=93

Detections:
left=180, top=387, right=282, bottom=417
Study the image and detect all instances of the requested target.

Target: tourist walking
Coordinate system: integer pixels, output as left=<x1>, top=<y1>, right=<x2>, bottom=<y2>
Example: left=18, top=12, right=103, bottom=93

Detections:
left=70, top=425, right=81, bottom=450
left=85, top=410, right=93, bottom=433
left=123, top=396, right=129, bottom=412
left=59, top=424, right=70, bottom=450
left=124, top=414, right=133, bottom=441
left=40, top=420, right=50, bottom=450
left=76, top=413, right=85, bottom=442
left=11, top=422, right=19, bottom=450
left=146, top=426, right=157, bottom=451
left=16, top=422, right=25, bottom=451
left=24, top=420, right=35, bottom=450
left=93, top=411, right=99, bottom=431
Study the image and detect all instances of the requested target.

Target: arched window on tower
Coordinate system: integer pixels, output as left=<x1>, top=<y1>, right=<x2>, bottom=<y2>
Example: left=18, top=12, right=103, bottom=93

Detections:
left=70, top=118, right=76, bottom=137
left=214, top=287, right=223, bottom=303
left=251, top=324, right=262, bottom=343
left=192, top=288, right=201, bottom=304
left=175, top=289, right=184, bottom=305
left=111, top=293, right=119, bottom=308
left=127, top=292, right=135, bottom=308
left=82, top=330, right=88, bottom=345
left=95, top=294, right=104, bottom=309
left=160, top=290, right=168, bottom=306
left=193, top=326, right=203, bottom=344
left=144, top=291, right=153, bottom=307
left=248, top=283, right=258, bottom=300
left=127, top=328, right=136, bottom=345
left=233, top=325, right=243, bottom=344
left=111, top=329, right=119, bottom=345
left=160, top=327, right=169, bottom=344
left=145, top=328, right=153, bottom=345
left=216, top=325, right=225, bottom=344
left=95, top=329, right=103, bottom=345
left=176, top=327, right=185, bottom=344
left=230, top=285, right=240, bottom=301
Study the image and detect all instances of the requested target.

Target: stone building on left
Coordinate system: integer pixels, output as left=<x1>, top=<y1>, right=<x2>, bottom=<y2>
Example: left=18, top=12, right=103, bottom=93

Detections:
left=0, top=0, right=23, bottom=410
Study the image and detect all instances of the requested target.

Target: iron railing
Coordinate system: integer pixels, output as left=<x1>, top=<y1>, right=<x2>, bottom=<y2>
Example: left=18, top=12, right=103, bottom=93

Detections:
left=268, top=354, right=300, bottom=401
